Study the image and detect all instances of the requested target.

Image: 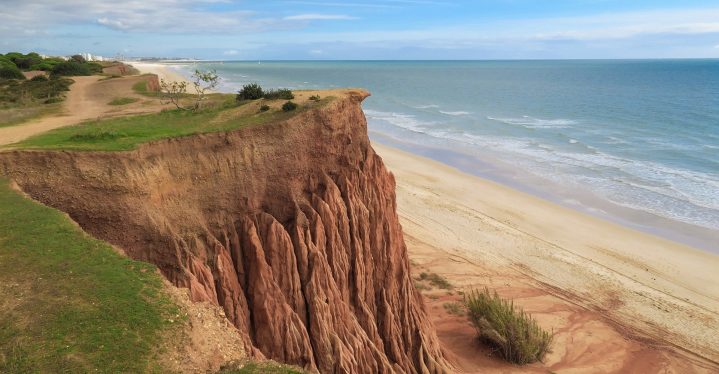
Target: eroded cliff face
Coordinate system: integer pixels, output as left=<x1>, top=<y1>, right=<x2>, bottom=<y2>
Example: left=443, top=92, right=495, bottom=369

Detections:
left=0, top=92, right=450, bottom=373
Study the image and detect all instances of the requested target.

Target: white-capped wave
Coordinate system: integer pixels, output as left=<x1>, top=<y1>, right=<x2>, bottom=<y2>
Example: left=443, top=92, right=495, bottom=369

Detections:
left=366, top=109, right=719, bottom=230
left=440, top=111, right=472, bottom=116
left=414, top=104, right=439, bottom=109
left=487, top=115, right=577, bottom=129
left=363, top=109, right=430, bottom=134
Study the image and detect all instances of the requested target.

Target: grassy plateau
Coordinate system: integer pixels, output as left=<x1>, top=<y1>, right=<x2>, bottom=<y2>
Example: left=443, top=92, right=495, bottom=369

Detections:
left=12, top=94, right=333, bottom=152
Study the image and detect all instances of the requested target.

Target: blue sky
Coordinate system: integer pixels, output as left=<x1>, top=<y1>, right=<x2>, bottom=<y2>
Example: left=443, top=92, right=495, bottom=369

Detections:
left=2, top=0, right=719, bottom=59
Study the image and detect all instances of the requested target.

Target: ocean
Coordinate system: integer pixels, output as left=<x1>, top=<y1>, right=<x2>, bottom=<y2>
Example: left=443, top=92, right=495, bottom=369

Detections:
left=172, top=60, right=719, bottom=251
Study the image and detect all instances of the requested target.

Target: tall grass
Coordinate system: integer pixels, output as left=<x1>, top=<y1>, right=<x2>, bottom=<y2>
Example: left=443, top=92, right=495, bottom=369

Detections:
left=464, top=288, right=552, bottom=365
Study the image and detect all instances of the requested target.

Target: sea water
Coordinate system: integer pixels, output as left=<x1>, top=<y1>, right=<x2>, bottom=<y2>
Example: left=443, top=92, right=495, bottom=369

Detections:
left=172, top=60, right=719, bottom=251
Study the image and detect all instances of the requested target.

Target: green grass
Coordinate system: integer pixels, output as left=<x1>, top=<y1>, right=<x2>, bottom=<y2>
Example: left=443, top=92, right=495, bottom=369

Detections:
left=464, top=288, right=553, bottom=365
left=0, top=178, right=180, bottom=373
left=13, top=97, right=333, bottom=152
left=108, top=97, right=139, bottom=106
left=132, top=78, right=158, bottom=97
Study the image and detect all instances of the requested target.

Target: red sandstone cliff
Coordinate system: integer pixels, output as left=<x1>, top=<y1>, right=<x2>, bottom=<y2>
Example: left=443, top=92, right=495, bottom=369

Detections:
left=0, top=91, right=451, bottom=373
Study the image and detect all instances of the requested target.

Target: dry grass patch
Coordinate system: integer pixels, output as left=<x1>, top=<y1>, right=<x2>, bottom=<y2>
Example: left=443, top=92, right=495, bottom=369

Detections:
left=108, top=97, right=139, bottom=106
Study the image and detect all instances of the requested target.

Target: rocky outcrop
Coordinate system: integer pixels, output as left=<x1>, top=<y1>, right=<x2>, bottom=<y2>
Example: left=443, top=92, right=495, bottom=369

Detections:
left=0, top=91, right=450, bottom=373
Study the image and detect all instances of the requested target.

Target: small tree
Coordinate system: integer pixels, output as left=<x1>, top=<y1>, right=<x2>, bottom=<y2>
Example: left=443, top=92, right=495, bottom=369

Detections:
left=236, top=83, right=264, bottom=101
left=160, top=69, right=219, bottom=111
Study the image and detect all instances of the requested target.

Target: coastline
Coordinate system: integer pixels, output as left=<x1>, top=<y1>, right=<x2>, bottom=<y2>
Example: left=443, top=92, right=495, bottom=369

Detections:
left=373, top=142, right=719, bottom=367
left=371, top=132, right=719, bottom=253
left=130, top=61, right=194, bottom=86
left=131, top=62, right=719, bottom=369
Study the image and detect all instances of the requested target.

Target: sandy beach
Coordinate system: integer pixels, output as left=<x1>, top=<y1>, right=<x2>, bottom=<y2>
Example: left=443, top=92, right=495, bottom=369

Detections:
left=130, top=61, right=195, bottom=86
left=373, top=143, right=719, bottom=372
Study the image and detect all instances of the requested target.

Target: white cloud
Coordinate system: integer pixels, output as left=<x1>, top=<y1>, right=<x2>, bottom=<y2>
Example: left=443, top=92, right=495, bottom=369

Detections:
left=223, top=49, right=239, bottom=55
left=0, top=0, right=272, bottom=33
left=283, top=14, right=357, bottom=21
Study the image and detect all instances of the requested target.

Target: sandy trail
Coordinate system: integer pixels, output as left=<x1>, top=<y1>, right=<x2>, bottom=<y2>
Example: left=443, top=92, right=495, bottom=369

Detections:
left=0, top=75, right=164, bottom=147
left=373, top=143, right=719, bottom=373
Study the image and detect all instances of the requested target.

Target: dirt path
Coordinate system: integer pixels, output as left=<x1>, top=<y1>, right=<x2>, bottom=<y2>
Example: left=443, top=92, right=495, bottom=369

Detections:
left=0, top=75, right=163, bottom=147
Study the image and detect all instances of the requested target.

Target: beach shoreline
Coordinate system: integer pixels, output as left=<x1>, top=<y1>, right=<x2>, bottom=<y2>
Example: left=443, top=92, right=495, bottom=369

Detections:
left=372, top=143, right=718, bottom=359
left=132, top=62, right=719, bottom=370
left=130, top=61, right=195, bottom=86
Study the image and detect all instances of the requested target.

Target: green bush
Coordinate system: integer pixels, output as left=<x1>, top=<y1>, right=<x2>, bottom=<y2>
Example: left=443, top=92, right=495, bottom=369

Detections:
left=0, top=76, right=72, bottom=104
left=309, top=95, right=321, bottom=101
left=264, top=88, right=294, bottom=100
left=259, top=104, right=270, bottom=112
left=464, top=288, right=552, bottom=365
left=281, top=101, right=298, bottom=112
left=30, top=75, right=48, bottom=82
left=51, top=61, right=93, bottom=76
left=0, top=64, right=25, bottom=80
left=87, top=62, right=104, bottom=74
left=237, top=83, right=264, bottom=101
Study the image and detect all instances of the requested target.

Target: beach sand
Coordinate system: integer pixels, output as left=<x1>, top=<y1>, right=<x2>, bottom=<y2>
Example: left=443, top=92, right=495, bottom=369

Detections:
left=373, top=143, right=719, bottom=372
left=132, top=62, right=719, bottom=372
left=130, top=62, right=194, bottom=86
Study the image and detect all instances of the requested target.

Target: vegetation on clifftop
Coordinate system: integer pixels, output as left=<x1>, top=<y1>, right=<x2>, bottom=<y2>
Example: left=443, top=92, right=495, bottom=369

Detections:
left=12, top=94, right=334, bottom=151
left=0, top=178, right=179, bottom=373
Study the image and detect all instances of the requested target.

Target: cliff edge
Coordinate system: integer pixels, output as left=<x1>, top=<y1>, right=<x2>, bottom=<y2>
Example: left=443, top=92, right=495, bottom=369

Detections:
left=0, top=91, right=451, bottom=373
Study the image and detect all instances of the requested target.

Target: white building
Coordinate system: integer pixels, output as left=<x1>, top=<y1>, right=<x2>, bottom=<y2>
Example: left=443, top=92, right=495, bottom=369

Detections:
left=79, top=53, right=105, bottom=62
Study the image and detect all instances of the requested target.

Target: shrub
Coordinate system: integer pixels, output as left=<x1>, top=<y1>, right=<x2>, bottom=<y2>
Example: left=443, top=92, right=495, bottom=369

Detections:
left=282, top=101, right=298, bottom=112
left=51, top=61, right=93, bottom=76
left=443, top=302, right=465, bottom=316
left=259, top=104, right=270, bottom=112
left=309, top=95, right=321, bottom=101
left=0, top=64, right=25, bottom=80
left=237, top=83, right=264, bottom=101
left=30, top=75, right=48, bottom=82
left=87, top=62, right=104, bottom=74
left=44, top=96, right=64, bottom=104
left=418, top=272, right=452, bottom=289
left=464, top=288, right=552, bottom=365
left=31, top=61, right=58, bottom=71
left=264, top=88, right=294, bottom=100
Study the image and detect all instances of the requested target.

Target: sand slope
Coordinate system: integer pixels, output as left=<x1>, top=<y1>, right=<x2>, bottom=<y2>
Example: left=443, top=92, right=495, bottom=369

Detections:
left=374, top=143, right=719, bottom=372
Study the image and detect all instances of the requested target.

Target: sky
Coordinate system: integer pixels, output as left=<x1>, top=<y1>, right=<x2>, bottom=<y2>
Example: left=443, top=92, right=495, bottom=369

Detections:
left=2, top=0, right=719, bottom=60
